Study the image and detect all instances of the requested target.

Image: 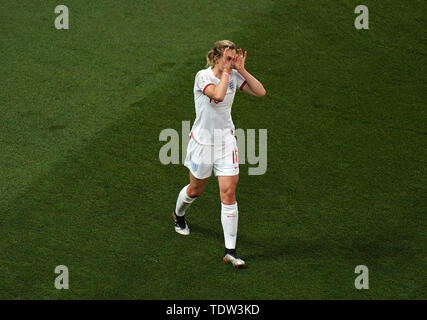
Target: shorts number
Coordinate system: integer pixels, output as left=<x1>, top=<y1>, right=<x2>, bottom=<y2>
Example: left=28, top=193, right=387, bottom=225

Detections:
left=232, top=149, right=239, bottom=164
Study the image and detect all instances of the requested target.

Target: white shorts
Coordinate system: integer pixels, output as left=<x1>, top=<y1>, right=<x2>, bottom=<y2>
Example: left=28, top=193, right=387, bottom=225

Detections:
left=184, top=137, right=239, bottom=179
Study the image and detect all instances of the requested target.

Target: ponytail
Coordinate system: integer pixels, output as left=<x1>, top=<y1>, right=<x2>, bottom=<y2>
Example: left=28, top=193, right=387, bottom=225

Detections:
left=206, top=49, right=215, bottom=67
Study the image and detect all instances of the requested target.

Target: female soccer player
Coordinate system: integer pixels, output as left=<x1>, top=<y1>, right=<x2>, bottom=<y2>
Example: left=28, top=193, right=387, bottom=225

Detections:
left=173, top=40, right=266, bottom=268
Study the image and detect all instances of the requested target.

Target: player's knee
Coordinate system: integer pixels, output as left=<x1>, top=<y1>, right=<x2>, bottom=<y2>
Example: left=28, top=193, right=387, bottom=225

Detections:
left=188, top=186, right=204, bottom=198
left=220, top=188, right=236, bottom=204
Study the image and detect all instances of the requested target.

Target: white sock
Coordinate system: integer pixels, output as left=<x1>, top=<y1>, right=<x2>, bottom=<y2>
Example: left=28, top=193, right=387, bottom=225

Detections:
left=175, top=185, right=196, bottom=216
left=221, top=202, right=238, bottom=250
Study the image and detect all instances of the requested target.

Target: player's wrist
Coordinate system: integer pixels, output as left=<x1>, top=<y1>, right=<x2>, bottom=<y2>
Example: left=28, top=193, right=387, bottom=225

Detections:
left=223, top=68, right=232, bottom=75
left=236, top=66, right=246, bottom=73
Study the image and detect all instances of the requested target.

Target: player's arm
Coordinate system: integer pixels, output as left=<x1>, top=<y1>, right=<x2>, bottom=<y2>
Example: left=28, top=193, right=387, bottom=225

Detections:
left=203, top=70, right=231, bottom=102
left=203, top=47, right=234, bottom=102
left=234, top=49, right=266, bottom=98
left=238, top=68, right=266, bottom=97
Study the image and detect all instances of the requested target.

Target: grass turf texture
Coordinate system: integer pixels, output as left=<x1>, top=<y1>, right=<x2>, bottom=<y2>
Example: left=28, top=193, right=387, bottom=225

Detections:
left=0, top=0, right=425, bottom=299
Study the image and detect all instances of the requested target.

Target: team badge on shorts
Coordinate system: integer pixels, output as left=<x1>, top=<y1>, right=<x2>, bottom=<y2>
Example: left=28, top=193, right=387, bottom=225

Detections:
left=191, top=161, right=199, bottom=172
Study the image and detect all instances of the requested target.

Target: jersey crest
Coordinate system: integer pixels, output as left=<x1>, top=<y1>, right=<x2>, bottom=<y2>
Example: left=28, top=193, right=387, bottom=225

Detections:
left=228, top=80, right=234, bottom=91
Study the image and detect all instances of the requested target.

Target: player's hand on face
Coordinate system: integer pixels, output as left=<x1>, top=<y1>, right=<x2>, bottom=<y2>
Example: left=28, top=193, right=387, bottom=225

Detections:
left=233, top=48, right=247, bottom=71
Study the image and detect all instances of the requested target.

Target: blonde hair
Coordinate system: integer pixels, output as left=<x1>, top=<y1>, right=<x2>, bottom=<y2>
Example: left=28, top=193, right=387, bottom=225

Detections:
left=206, top=40, right=236, bottom=67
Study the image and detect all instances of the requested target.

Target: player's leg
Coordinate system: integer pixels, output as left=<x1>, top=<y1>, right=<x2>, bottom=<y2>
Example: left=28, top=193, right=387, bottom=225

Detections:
left=214, top=136, right=245, bottom=267
left=218, top=174, right=239, bottom=205
left=173, top=172, right=207, bottom=235
left=187, top=171, right=208, bottom=198
left=174, top=138, right=212, bottom=235
left=218, top=175, right=239, bottom=249
left=175, top=171, right=207, bottom=217
left=218, top=175, right=245, bottom=267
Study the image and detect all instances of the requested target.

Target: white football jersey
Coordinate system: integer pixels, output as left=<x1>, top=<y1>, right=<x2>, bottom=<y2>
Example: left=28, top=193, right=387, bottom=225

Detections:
left=190, top=66, right=247, bottom=145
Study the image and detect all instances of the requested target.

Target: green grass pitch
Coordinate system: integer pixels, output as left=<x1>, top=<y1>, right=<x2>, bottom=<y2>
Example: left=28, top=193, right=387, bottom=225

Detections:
left=0, top=0, right=425, bottom=299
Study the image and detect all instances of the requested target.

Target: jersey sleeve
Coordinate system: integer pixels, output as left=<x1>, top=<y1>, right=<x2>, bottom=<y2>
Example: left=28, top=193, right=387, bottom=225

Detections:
left=195, top=71, right=215, bottom=95
left=234, top=70, right=247, bottom=91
